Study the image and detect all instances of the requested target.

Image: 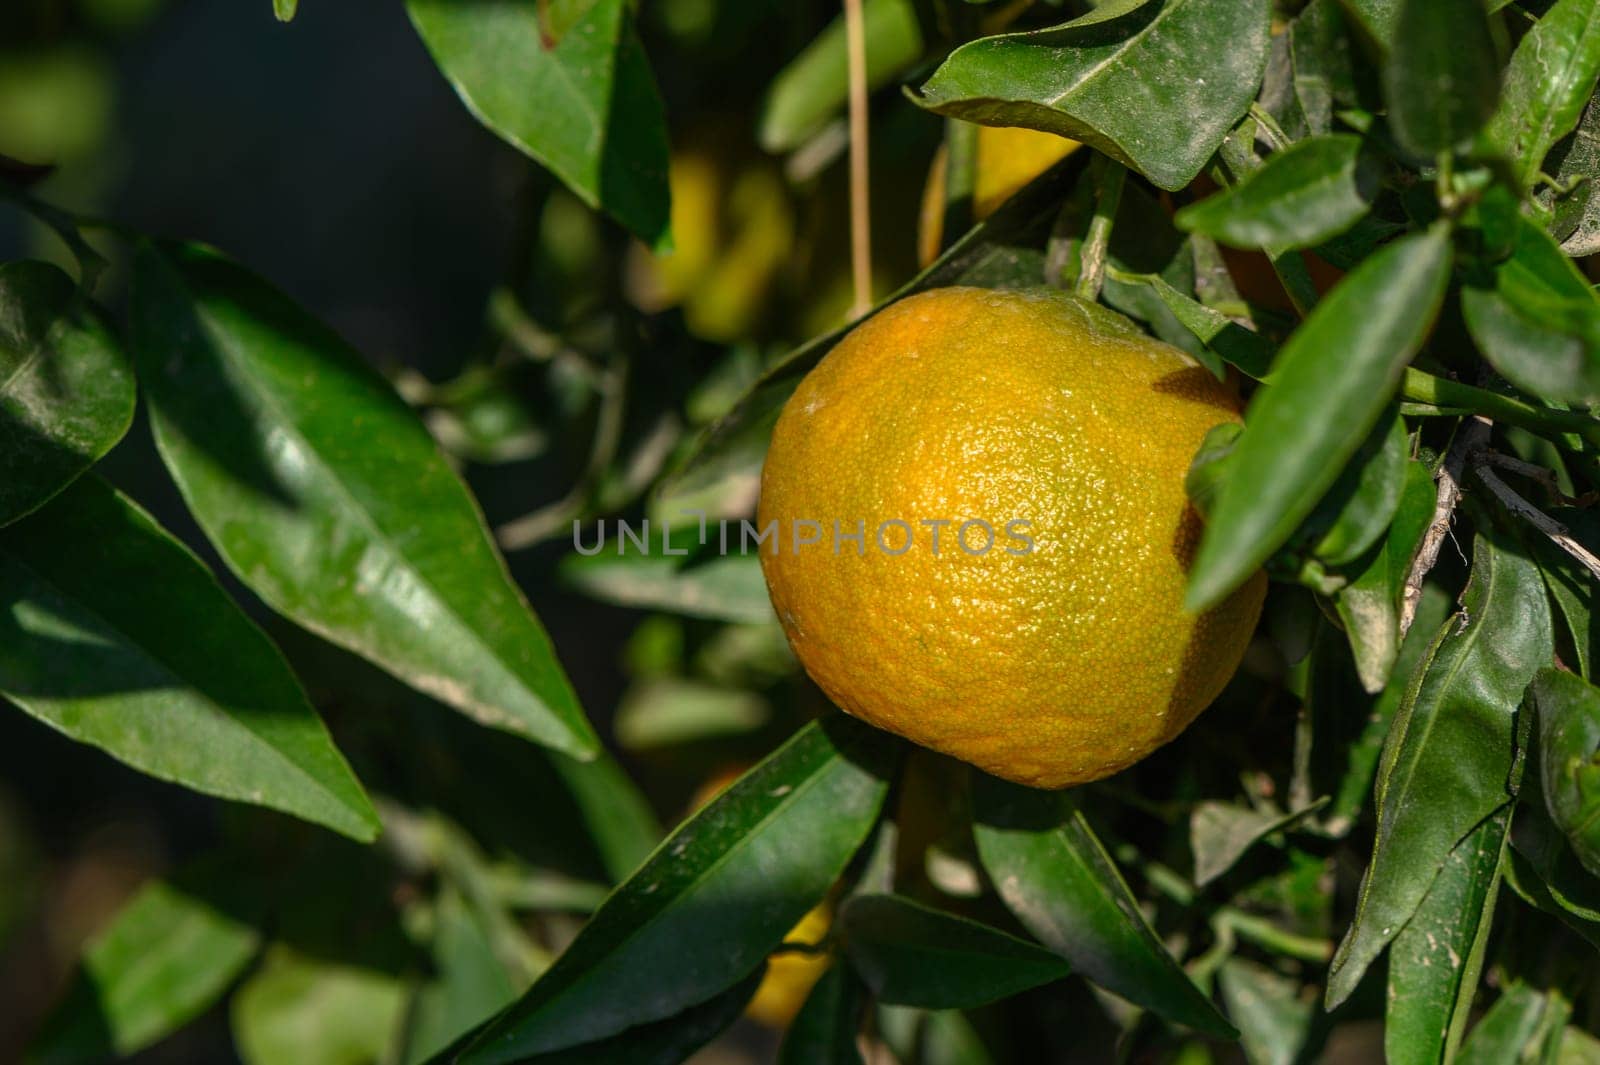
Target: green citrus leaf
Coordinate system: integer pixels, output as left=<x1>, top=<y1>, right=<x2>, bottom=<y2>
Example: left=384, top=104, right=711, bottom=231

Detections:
left=1289, top=0, right=1358, bottom=135
left=970, top=775, right=1236, bottom=1038
left=1462, top=214, right=1600, bottom=405
left=1457, top=983, right=1572, bottom=1065
left=758, top=0, right=926, bottom=152
left=838, top=894, right=1070, bottom=1009
left=1217, top=957, right=1315, bottom=1065
left=777, top=961, right=867, bottom=1065
left=1176, top=135, right=1379, bottom=251
left=1189, top=798, right=1328, bottom=887
left=231, top=947, right=407, bottom=1065
left=401, top=888, right=520, bottom=1065
left=1528, top=668, right=1600, bottom=878
left=0, top=476, right=380, bottom=841
left=1546, top=91, right=1600, bottom=256
left=28, top=857, right=264, bottom=1064
left=458, top=717, right=897, bottom=1062
left=548, top=750, right=663, bottom=884
left=1337, top=0, right=1397, bottom=50
left=1332, top=457, right=1436, bottom=693
left=1327, top=519, right=1552, bottom=1007
left=913, top=0, right=1272, bottom=191
left=1187, top=225, right=1451, bottom=611
left=130, top=243, right=598, bottom=760
left=1322, top=583, right=1451, bottom=835
left=1385, top=806, right=1509, bottom=1065
left=404, top=0, right=670, bottom=249
left=1483, top=0, right=1600, bottom=192
left=0, top=260, right=133, bottom=527
left=1382, top=0, right=1499, bottom=157
left=560, top=528, right=775, bottom=625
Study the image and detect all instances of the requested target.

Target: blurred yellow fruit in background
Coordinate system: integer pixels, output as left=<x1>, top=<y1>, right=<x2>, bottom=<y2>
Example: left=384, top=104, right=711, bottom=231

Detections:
left=919, top=124, right=1082, bottom=265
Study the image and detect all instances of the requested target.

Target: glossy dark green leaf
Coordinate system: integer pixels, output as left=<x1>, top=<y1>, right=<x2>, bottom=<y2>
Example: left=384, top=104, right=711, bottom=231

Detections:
left=1217, top=957, right=1314, bottom=1065
left=130, top=244, right=598, bottom=760
left=1546, top=92, right=1600, bottom=256
left=0, top=476, right=380, bottom=841
left=758, top=0, right=925, bottom=152
left=1385, top=806, right=1509, bottom=1065
left=913, top=0, right=1272, bottom=191
left=1528, top=668, right=1600, bottom=878
left=657, top=158, right=1086, bottom=511
left=970, top=775, right=1235, bottom=1038
left=231, top=947, right=407, bottom=1065
left=1324, top=583, right=1452, bottom=834
left=404, top=0, right=669, bottom=247
left=0, top=260, right=133, bottom=527
left=1326, top=521, right=1552, bottom=1007
left=1145, top=276, right=1276, bottom=380
left=1176, top=135, right=1378, bottom=251
left=1333, top=457, right=1435, bottom=692
left=1190, top=799, right=1327, bottom=887
left=401, top=889, right=520, bottom=1065
left=1462, top=215, right=1600, bottom=405
left=510, top=970, right=764, bottom=1065
left=1457, top=984, right=1570, bottom=1065
left=838, top=894, right=1069, bottom=1009
left=458, top=718, right=896, bottom=1062
left=778, top=962, right=867, bottom=1065
left=28, top=858, right=263, bottom=1065
left=1483, top=0, right=1600, bottom=191
left=548, top=750, right=663, bottom=884
left=1308, top=411, right=1408, bottom=567
left=1188, top=226, right=1451, bottom=611
left=1382, top=0, right=1499, bottom=157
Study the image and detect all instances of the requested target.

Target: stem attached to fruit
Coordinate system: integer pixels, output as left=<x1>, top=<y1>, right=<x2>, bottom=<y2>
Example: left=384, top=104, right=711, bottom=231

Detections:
left=1074, top=157, right=1126, bottom=303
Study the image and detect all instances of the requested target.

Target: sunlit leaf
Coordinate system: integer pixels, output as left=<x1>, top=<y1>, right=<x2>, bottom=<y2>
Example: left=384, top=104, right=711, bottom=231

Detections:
left=0, top=476, right=380, bottom=841
left=131, top=243, right=598, bottom=760
left=913, top=0, right=1272, bottom=191
left=1190, top=798, right=1327, bottom=887
left=0, top=260, right=132, bottom=527
left=1188, top=225, right=1451, bottom=611
left=1176, top=135, right=1379, bottom=251
left=458, top=718, right=896, bottom=1061
left=1482, top=0, right=1600, bottom=191
left=232, top=947, right=407, bottom=1065
left=971, top=775, right=1235, bottom=1037
left=404, top=0, right=670, bottom=247
left=1217, top=957, right=1314, bottom=1065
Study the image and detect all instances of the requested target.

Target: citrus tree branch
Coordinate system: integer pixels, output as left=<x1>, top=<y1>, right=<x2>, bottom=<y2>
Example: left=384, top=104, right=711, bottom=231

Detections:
left=1400, top=417, right=1491, bottom=638
left=1475, top=463, right=1600, bottom=579
left=1074, top=157, right=1125, bottom=302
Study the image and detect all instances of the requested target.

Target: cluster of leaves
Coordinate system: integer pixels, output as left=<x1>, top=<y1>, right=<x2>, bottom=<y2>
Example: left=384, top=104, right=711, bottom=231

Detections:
left=9, top=0, right=1600, bottom=1062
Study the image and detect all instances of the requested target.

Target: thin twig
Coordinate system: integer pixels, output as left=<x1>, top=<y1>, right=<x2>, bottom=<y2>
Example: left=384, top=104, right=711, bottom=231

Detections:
left=1476, top=464, right=1600, bottom=579
left=1401, top=417, right=1491, bottom=637
left=843, top=0, right=872, bottom=319
left=1478, top=450, right=1565, bottom=495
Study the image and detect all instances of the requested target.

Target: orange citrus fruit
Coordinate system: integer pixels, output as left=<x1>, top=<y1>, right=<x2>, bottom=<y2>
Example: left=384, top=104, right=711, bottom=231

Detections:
left=919, top=125, right=1082, bottom=265
left=757, top=287, right=1265, bottom=788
